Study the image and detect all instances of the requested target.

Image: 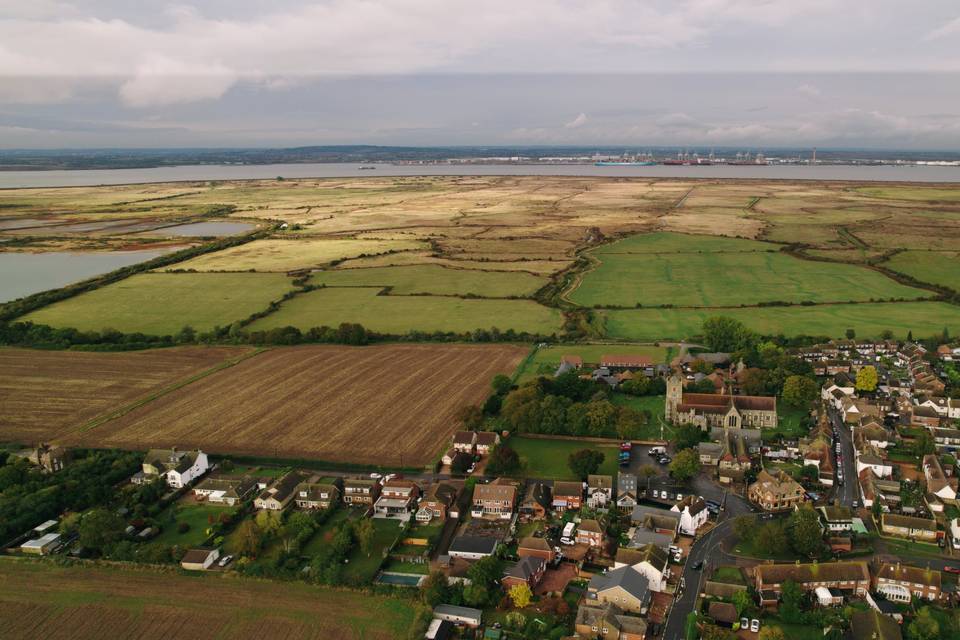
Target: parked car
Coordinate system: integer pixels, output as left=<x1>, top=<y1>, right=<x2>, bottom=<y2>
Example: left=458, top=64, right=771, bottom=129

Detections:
left=218, top=554, right=233, bottom=567
left=676, top=493, right=684, bottom=501
left=560, top=537, right=575, bottom=546
left=648, top=446, right=666, bottom=456
left=945, top=566, right=960, bottom=574
left=750, top=619, right=760, bottom=632
left=369, top=472, right=382, bottom=479
left=740, top=617, right=749, bottom=630
left=620, top=442, right=633, bottom=451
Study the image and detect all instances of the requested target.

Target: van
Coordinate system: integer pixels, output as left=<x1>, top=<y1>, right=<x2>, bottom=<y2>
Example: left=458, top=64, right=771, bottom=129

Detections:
left=562, top=522, right=576, bottom=539
left=648, top=446, right=667, bottom=456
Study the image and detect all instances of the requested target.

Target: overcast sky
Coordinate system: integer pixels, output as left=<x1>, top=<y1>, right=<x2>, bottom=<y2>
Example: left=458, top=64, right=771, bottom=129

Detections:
left=1, top=1, right=959, bottom=149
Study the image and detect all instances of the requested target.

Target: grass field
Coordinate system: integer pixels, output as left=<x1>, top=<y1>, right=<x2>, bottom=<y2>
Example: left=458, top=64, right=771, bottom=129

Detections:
left=515, top=343, right=669, bottom=382
left=61, top=344, right=527, bottom=465
left=884, top=250, right=960, bottom=292
left=593, top=231, right=771, bottom=254
left=310, top=263, right=547, bottom=297
left=572, top=235, right=928, bottom=308
left=508, top=436, right=620, bottom=480
left=248, top=286, right=561, bottom=335
left=22, top=272, right=295, bottom=334
left=602, top=301, right=960, bottom=341
left=610, top=394, right=671, bottom=440
left=166, top=237, right=427, bottom=272
left=0, top=346, right=246, bottom=445
left=0, top=560, right=415, bottom=640
left=151, top=501, right=237, bottom=547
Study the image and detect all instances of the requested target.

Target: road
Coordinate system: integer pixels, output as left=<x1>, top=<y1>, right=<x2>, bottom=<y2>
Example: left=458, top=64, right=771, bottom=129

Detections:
left=828, top=408, right=859, bottom=506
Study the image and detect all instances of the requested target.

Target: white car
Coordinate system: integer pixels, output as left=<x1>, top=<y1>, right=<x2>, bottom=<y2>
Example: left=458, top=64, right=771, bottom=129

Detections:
left=560, top=536, right=575, bottom=546
left=740, top=617, right=749, bottom=630
left=218, top=554, right=233, bottom=567
left=369, top=472, right=382, bottom=479
left=676, top=493, right=684, bottom=501
left=751, top=619, right=760, bottom=632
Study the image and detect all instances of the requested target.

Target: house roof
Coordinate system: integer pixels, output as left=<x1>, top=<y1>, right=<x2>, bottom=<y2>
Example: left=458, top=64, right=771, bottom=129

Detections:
left=579, top=518, right=603, bottom=535
left=618, top=474, right=637, bottom=492
left=708, top=601, right=738, bottom=624
left=144, top=448, right=200, bottom=474
left=452, top=431, right=476, bottom=445
left=755, top=561, right=870, bottom=586
left=588, top=474, right=613, bottom=489
left=553, top=480, right=583, bottom=496
left=617, top=543, right=668, bottom=569
left=257, top=470, right=307, bottom=503
left=181, top=547, right=217, bottom=564
left=294, top=481, right=340, bottom=502
left=449, top=535, right=499, bottom=555
left=589, top=566, right=650, bottom=602
left=433, top=605, right=482, bottom=622
left=195, top=475, right=256, bottom=499
left=601, top=354, right=653, bottom=368
left=473, top=482, right=516, bottom=503
left=850, top=609, right=903, bottom=640
left=882, top=513, right=937, bottom=532
left=675, top=495, right=707, bottom=516
left=819, top=505, right=853, bottom=522
left=504, top=556, right=545, bottom=581
left=750, top=469, right=804, bottom=498
left=518, top=536, right=552, bottom=553
left=476, top=432, right=498, bottom=446
left=876, top=562, right=941, bottom=589
left=561, top=355, right=583, bottom=366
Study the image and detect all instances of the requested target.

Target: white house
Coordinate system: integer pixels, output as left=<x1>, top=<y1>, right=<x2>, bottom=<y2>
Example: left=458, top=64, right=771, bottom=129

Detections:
left=180, top=547, right=220, bottom=571
left=614, top=544, right=669, bottom=592
left=671, top=496, right=709, bottom=536
left=137, top=448, right=209, bottom=488
left=587, top=475, right=613, bottom=509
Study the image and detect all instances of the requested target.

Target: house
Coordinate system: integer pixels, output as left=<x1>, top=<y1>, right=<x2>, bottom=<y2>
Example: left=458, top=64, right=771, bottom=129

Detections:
left=342, top=476, right=381, bottom=506
left=433, top=605, right=482, bottom=628
left=588, top=474, right=614, bottom=509
left=12, top=443, right=70, bottom=473
left=577, top=518, right=605, bottom=548
left=588, top=566, right=651, bottom=614
left=471, top=480, right=516, bottom=519
left=502, top=556, right=546, bottom=590
left=601, top=354, right=654, bottom=375
left=818, top=505, right=853, bottom=532
left=858, top=469, right=901, bottom=509
left=417, top=482, right=460, bottom=523
left=180, top=547, right=220, bottom=571
left=294, top=480, right=341, bottom=510
left=629, top=506, right=679, bottom=550
left=614, top=544, right=669, bottom=592
left=747, top=469, right=806, bottom=511
left=552, top=480, right=584, bottom=512
left=850, top=609, right=902, bottom=640
left=671, top=496, right=709, bottom=536
left=575, top=601, right=647, bottom=640
left=814, top=587, right=844, bottom=607
left=441, top=448, right=470, bottom=468
left=665, top=374, right=777, bottom=429
left=20, top=533, right=61, bottom=555
left=698, top=442, right=724, bottom=466
left=136, top=448, right=209, bottom=488
left=452, top=431, right=477, bottom=454
left=254, top=471, right=307, bottom=511
left=754, top=562, right=871, bottom=597
left=873, top=562, right=942, bottom=602
left=475, top=432, right=500, bottom=456
left=448, top=535, right=499, bottom=560
left=374, top=479, right=420, bottom=518
left=923, top=454, right=958, bottom=503
left=561, top=354, right=584, bottom=369
left=616, top=474, right=638, bottom=513
left=912, top=406, right=943, bottom=429
left=193, top=475, right=258, bottom=506
left=519, top=482, right=551, bottom=520
left=880, top=513, right=937, bottom=542
left=517, top=536, right=555, bottom=563
left=932, top=426, right=960, bottom=451
left=708, top=601, right=739, bottom=627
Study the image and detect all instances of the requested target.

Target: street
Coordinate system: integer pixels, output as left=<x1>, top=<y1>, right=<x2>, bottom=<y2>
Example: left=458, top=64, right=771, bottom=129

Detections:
left=829, top=407, right=859, bottom=507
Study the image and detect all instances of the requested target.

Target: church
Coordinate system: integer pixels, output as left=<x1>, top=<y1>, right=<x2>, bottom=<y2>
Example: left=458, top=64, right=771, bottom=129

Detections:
left=665, top=373, right=777, bottom=430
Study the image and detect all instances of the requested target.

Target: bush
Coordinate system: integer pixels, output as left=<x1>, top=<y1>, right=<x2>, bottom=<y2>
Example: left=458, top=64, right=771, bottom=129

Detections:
left=177, top=522, right=190, bottom=534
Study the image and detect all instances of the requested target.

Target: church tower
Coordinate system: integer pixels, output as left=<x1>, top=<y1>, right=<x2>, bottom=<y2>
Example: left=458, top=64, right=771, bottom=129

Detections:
left=666, top=373, right=684, bottom=422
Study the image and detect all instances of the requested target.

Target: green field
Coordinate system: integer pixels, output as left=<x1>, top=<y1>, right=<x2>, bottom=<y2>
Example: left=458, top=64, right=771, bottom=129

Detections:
left=509, top=436, right=620, bottom=480
left=515, top=343, right=669, bottom=382
left=602, top=301, right=960, bottom=341
left=593, top=231, right=771, bottom=254
left=884, top=250, right=960, bottom=292
left=310, top=263, right=546, bottom=297
left=22, top=272, right=294, bottom=334
left=610, top=393, right=671, bottom=440
left=248, top=286, right=562, bottom=335
left=572, top=239, right=928, bottom=308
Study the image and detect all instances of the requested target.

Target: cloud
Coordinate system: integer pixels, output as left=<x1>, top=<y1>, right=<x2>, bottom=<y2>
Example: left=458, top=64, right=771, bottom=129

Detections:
left=924, top=16, right=960, bottom=41
left=796, top=83, right=821, bottom=97
left=119, top=56, right=237, bottom=107
left=565, top=113, right=588, bottom=128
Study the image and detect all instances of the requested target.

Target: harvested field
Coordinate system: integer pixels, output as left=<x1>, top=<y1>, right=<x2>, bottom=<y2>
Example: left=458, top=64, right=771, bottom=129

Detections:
left=66, top=344, right=528, bottom=465
left=0, top=560, right=414, bottom=640
left=310, top=263, right=547, bottom=297
left=0, top=346, right=247, bottom=445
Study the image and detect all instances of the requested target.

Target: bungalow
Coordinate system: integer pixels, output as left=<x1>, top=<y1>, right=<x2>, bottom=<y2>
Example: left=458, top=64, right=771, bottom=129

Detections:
left=577, top=518, right=605, bottom=548
left=193, top=475, right=258, bottom=506
left=588, top=474, right=614, bottom=509
left=553, top=480, right=584, bottom=512
left=575, top=601, right=647, bottom=640
left=471, top=480, right=517, bottom=519
left=180, top=547, right=220, bottom=571
left=475, top=432, right=500, bottom=456
left=671, top=496, right=709, bottom=536
left=709, top=601, right=740, bottom=627
left=588, top=566, right=651, bottom=614
left=880, top=513, right=937, bottom=542
left=136, top=447, right=209, bottom=488
left=448, top=535, right=499, bottom=560
left=254, top=470, right=308, bottom=511
left=374, top=479, right=420, bottom=518
left=342, top=476, right=381, bottom=506
left=874, top=562, right=942, bottom=602
left=517, top=536, right=555, bottom=563
left=502, top=556, right=546, bottom=590
left=433, top=605, right=482, bottom=628
left=754, top=561, right=871, bottom=598
left=850, top=609, right=902, bottom=640
left=923, top=454, right=958, bottom=504
left=294, top=480, right=341, bottom=510
left=452, top=431, right=477, bottom=455
left=417, top=481, right=460, bottom=523
left=616, top=474, right=638, bottom=513
left=818, top=505, right=853, bottom=532
left=748, top=470, right=806, bottom=511
left=614, top=544, right=669, bottom=592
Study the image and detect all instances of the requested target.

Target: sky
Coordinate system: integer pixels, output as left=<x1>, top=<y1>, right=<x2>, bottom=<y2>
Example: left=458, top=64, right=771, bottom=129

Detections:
left=1, top=1, right=959, bottom=149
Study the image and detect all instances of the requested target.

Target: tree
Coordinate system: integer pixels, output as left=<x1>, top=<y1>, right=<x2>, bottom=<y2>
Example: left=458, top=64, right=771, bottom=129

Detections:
left=568, top=448, right=605, bottom=480
left=637, top=465, right=659, bottom=480
left=78, top=508, right=125, bottom=552
left=855, top=366, right=878, bottom=393
left=800, top=464, right=820, bottom=484
left=739, top=368, right=771, bottom=396
left=508, top=582, right=533, bottom=608
left=355, top=517, right=375, bottom=556
left=702, top=316, right=756, bottom=352
left=880, top=329, right=894, bottom=340
left=674, top=424, right=704, bottom=451
left=733, top=515, right=755, bottom=542
left=756, top=522, right=788, bottom=557
left=255, top=510, right=282, bottom=539
left=457, top=404, right=484, bottom=429
left=788, top=504, right=824, bottom=557
left=463, top=583, right=490, bottom=607
left=732, top=589, right=751, bottom=616
left=487, top=444, right=521, bottom=476
left=235, top=519, right=262, bottom=557
left=669, top=449, right=701, bottom=482
left=913, top=431, right=935, bottom=458
left=908, top=607, right=940, bottom=640
left=779, top=579, right=804, bottom=624
left=420, top=571, right=450, bottom=607
left=845, top=328, right=856, bottom=340
left=759, top=628, right=786, bottom=640
left=585, top=399, right=618, bottom=437
left=782, top=375, right=817, bottom=408
left=491, top=374, right=513, bottom=396
left=615, top=406, right=646, bottom=440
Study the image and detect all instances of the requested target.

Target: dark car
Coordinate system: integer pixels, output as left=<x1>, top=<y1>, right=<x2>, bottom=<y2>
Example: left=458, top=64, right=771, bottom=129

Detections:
left=692, top=560, right=704, bottom=570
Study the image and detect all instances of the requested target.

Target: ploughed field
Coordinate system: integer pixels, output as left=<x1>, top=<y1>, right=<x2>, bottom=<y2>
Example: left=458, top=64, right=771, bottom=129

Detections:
left=0, top=560, right=414, bottom=640
left=0, top=346, right=248, bottom=445
left=60, top=344, right=527, bottom=465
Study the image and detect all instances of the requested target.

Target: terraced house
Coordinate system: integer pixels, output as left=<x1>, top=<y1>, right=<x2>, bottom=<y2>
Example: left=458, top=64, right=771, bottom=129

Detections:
left=755, top=562, right=871, bottom=600
left=880, top=513, right=938, bottom=542
left=874, top=562, right=942, bottom=602
left=666, top=374, right=777, bottom=429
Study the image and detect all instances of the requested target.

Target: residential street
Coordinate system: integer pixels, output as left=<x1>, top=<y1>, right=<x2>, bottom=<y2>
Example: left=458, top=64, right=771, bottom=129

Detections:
left=829, top=407, right=859, bottom=507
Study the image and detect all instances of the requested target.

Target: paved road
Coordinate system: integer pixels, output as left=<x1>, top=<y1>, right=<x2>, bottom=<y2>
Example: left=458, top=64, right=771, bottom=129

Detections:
left=828, top=408, right=859, bottom=506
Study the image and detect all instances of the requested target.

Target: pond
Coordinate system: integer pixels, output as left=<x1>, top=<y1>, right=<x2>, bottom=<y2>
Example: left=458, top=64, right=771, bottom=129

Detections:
left=0, top=249, right=173, bottom=303
left=156, top=221, right=255, bottom=237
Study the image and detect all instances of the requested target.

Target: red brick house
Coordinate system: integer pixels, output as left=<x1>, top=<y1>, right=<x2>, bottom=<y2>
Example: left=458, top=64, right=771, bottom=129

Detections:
left=502, top=556, right=546, bottom=590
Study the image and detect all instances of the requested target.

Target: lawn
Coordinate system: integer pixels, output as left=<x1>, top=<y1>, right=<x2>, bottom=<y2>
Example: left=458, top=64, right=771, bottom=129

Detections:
left=572, top=241, right=927, bottom=308
left=382, top=559, right=430, bottom=574
left=509, top=436, right=620, bottom=480
left=767, top=621, right=831, bottom=640
left=711, top=566, right=746, bottom=585
left=515, top=343, right=669, bottom=382
left=150, top=501, right=238, bottom=547
left=601, top=301, right=960, bottom=341
left=299, top=508, right=354, bottom=557
left=309, top=264, right=547, bottom=297
left=247, top=286, right=562, bottom=335
left=610, top=394, right=673, bottom=440
left=214, top=463, right=289, bottom=479
left=884, top=250, right=960, bottom=292
left=343, top=518, right=404, bottom=583
left=23, top=272, right=295, bottom=334
left=761, top=406, right=812, bottom=442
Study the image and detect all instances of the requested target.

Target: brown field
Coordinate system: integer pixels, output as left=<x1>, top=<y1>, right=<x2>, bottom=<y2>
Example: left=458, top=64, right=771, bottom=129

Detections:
left=0, top=560, right=414, bottom=640
left=65, top=344, right=527, bottom=465
left=0, top=346, right=248, bottom=445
